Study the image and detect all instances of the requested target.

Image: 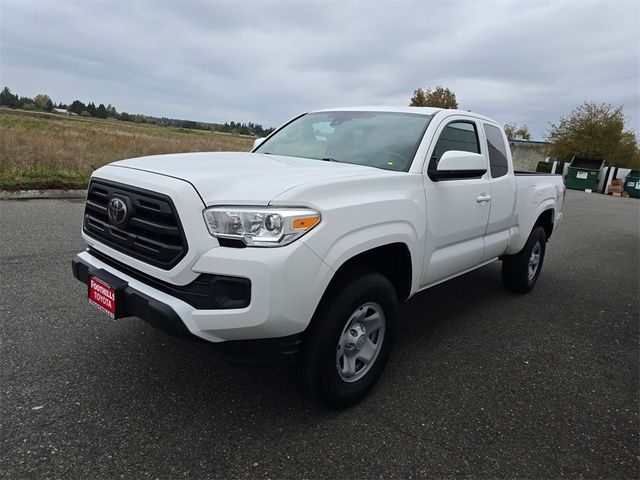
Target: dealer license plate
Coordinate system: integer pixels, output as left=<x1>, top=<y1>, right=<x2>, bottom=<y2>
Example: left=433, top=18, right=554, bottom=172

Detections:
left=88, top=275, right=117, bottom=318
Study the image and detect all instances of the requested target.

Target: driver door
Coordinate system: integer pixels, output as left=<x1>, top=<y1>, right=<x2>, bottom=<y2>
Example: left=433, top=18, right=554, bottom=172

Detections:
left=421, top=118, right=491, bottom=286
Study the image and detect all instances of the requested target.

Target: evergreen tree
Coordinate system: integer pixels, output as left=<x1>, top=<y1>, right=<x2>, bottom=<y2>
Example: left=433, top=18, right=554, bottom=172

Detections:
left=17, top=96, right=33, bottom=109
left=0, top=87, right=18, bottom=107
left=69, top=100, right=86, bottom=115
left=96, top=103, right=108, bottom=119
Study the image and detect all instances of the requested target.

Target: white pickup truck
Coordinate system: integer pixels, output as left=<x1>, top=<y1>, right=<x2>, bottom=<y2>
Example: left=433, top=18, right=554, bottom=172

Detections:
left=72, top=106, right=564, bottom=408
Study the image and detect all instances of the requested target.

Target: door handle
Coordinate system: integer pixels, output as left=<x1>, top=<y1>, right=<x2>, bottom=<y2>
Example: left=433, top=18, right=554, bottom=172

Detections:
left=476, top=194, right=492, bottom=203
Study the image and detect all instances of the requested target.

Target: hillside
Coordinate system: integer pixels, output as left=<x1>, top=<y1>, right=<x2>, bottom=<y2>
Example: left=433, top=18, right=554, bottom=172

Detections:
left=0, top=109, right=255, bottom=190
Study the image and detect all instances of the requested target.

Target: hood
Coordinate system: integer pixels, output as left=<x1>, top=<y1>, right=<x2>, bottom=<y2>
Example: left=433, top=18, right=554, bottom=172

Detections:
left=110, top=152, right=389, bottom=205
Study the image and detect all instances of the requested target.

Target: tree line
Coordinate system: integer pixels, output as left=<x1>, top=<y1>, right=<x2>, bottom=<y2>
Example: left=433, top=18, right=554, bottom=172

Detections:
left=0, top=87, right=274, bottom=137
left=409, top=85, right=639, bottom=168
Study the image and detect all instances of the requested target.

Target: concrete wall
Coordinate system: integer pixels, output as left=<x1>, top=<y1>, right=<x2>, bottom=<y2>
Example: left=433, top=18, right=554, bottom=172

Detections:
left=509, top=140, right=549, bottom=171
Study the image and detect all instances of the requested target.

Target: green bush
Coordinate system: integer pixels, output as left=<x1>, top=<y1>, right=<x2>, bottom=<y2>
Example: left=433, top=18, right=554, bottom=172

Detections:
left=0, top=168, right=89, bottom=190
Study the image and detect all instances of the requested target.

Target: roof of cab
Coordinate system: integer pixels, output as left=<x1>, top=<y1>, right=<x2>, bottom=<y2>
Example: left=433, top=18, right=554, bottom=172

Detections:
left=310, top=106, right=499, bottom=124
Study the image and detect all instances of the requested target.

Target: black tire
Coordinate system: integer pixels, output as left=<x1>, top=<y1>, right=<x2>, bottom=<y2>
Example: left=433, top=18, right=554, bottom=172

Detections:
left=502, top=226, right=547, bottom=293
left=296, top=268, right=398, bottom=409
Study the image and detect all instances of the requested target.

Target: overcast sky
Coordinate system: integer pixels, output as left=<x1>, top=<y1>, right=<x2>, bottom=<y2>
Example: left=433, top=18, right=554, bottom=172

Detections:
left=1, top=0, right=638, bottom=139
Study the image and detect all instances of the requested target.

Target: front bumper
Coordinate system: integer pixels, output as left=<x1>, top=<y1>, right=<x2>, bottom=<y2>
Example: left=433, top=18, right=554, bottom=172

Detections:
left=72, top=254, right=191, bottom=337
left=72, top=252, right=307, bottom=366
left=72, top=239, right=333, bottom=359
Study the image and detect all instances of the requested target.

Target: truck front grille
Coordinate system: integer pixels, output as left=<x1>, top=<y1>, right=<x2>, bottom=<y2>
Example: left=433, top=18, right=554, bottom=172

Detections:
left=83, top=179, right=188, bottom=270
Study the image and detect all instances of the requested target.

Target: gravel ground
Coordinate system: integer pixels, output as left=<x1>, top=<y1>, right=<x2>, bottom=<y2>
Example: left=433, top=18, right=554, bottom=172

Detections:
left=1, top=190, right=638, bottom=479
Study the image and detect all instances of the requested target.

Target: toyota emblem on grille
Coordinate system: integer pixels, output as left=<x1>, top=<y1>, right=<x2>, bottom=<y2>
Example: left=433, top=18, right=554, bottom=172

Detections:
left=107, top=197, right=128, bottom=225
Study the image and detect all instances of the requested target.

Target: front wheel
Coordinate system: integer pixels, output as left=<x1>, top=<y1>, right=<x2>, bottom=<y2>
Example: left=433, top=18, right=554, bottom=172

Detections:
left=296, top=268, right=398, bottom=409
left=502, top=226, right=547, bottom=293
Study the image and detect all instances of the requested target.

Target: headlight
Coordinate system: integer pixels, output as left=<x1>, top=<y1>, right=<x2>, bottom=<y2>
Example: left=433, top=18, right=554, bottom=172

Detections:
left=203, top=206, right=321, bottom=247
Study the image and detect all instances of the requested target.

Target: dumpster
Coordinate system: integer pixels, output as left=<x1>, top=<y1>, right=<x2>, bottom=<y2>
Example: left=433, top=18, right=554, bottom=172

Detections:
left=624, top=169, right=640, bottom=198
left=565, top=156, right=603, bottom=191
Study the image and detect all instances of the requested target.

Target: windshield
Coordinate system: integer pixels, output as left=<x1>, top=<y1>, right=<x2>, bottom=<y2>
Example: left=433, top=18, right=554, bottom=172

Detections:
left=254, top=111, right=433, bottom=172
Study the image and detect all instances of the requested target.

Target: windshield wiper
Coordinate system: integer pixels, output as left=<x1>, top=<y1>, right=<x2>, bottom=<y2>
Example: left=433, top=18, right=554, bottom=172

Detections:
left=321, top=157, right=342, bottom=163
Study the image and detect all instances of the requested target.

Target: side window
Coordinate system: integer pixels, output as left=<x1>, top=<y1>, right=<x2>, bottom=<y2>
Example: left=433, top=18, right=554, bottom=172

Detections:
left=484, top=124, right=509, bottom=178
left=430, top=121, right=480, bottom=170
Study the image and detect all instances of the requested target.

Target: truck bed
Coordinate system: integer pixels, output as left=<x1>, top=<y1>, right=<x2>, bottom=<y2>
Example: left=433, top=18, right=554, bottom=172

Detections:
left=514, top=171, right=561, bottom=176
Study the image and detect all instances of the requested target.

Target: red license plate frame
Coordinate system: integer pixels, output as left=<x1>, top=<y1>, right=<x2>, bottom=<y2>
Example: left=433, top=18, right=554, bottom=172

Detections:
left=88, top=275, right=117, bottom=318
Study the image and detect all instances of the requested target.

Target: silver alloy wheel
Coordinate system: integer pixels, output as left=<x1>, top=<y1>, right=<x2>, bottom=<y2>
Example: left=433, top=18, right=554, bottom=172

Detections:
left=336, top=302, right=386, bottom=383
left=528, top=241, right=542, bottom=280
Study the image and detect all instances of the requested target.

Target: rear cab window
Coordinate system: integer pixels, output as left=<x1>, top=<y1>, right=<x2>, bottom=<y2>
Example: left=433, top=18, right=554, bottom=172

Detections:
left=483, top=124, right=509, bottom=178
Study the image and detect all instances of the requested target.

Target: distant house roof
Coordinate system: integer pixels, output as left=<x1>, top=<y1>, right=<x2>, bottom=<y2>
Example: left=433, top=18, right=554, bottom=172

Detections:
left=52, top=108, right=69, bottom=114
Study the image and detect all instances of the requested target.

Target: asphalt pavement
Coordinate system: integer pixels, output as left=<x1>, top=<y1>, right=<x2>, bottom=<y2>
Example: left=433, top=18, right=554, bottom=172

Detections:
left=1, top=190, right=638, bottom=479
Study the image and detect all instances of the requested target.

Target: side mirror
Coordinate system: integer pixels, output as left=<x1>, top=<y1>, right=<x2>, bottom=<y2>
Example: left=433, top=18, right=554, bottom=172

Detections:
left=430, top=150, right=487, bottom=181
left=252, top=137, right=266, bottom=150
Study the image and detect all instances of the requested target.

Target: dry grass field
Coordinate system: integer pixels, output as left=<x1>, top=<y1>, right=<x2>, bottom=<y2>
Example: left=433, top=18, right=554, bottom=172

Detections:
left=0, top=109, right=254, bottom=190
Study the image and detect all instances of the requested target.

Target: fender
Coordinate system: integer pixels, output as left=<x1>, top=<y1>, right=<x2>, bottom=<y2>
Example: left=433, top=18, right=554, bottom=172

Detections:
left=506, top=201, right=556, bottom=255
left=303, top=221, right=422, bottom=296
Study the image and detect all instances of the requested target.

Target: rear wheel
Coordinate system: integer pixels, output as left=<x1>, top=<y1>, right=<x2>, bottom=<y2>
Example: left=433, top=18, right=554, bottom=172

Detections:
left=296, top=269, right=398, bottom=409
left=502, top=226, right=547, bottom=293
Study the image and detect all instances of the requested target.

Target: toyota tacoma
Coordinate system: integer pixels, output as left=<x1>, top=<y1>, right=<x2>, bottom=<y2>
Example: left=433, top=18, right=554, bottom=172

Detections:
left=72, top=107, right=564, bottom=408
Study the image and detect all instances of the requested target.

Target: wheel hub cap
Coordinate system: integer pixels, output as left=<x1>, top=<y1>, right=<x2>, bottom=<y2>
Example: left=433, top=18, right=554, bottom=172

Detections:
left=344, top=323, right=366, bottom=355
left=528, top=241, right=542, bottom=280
left=336, top=302, right=386, bottom=383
